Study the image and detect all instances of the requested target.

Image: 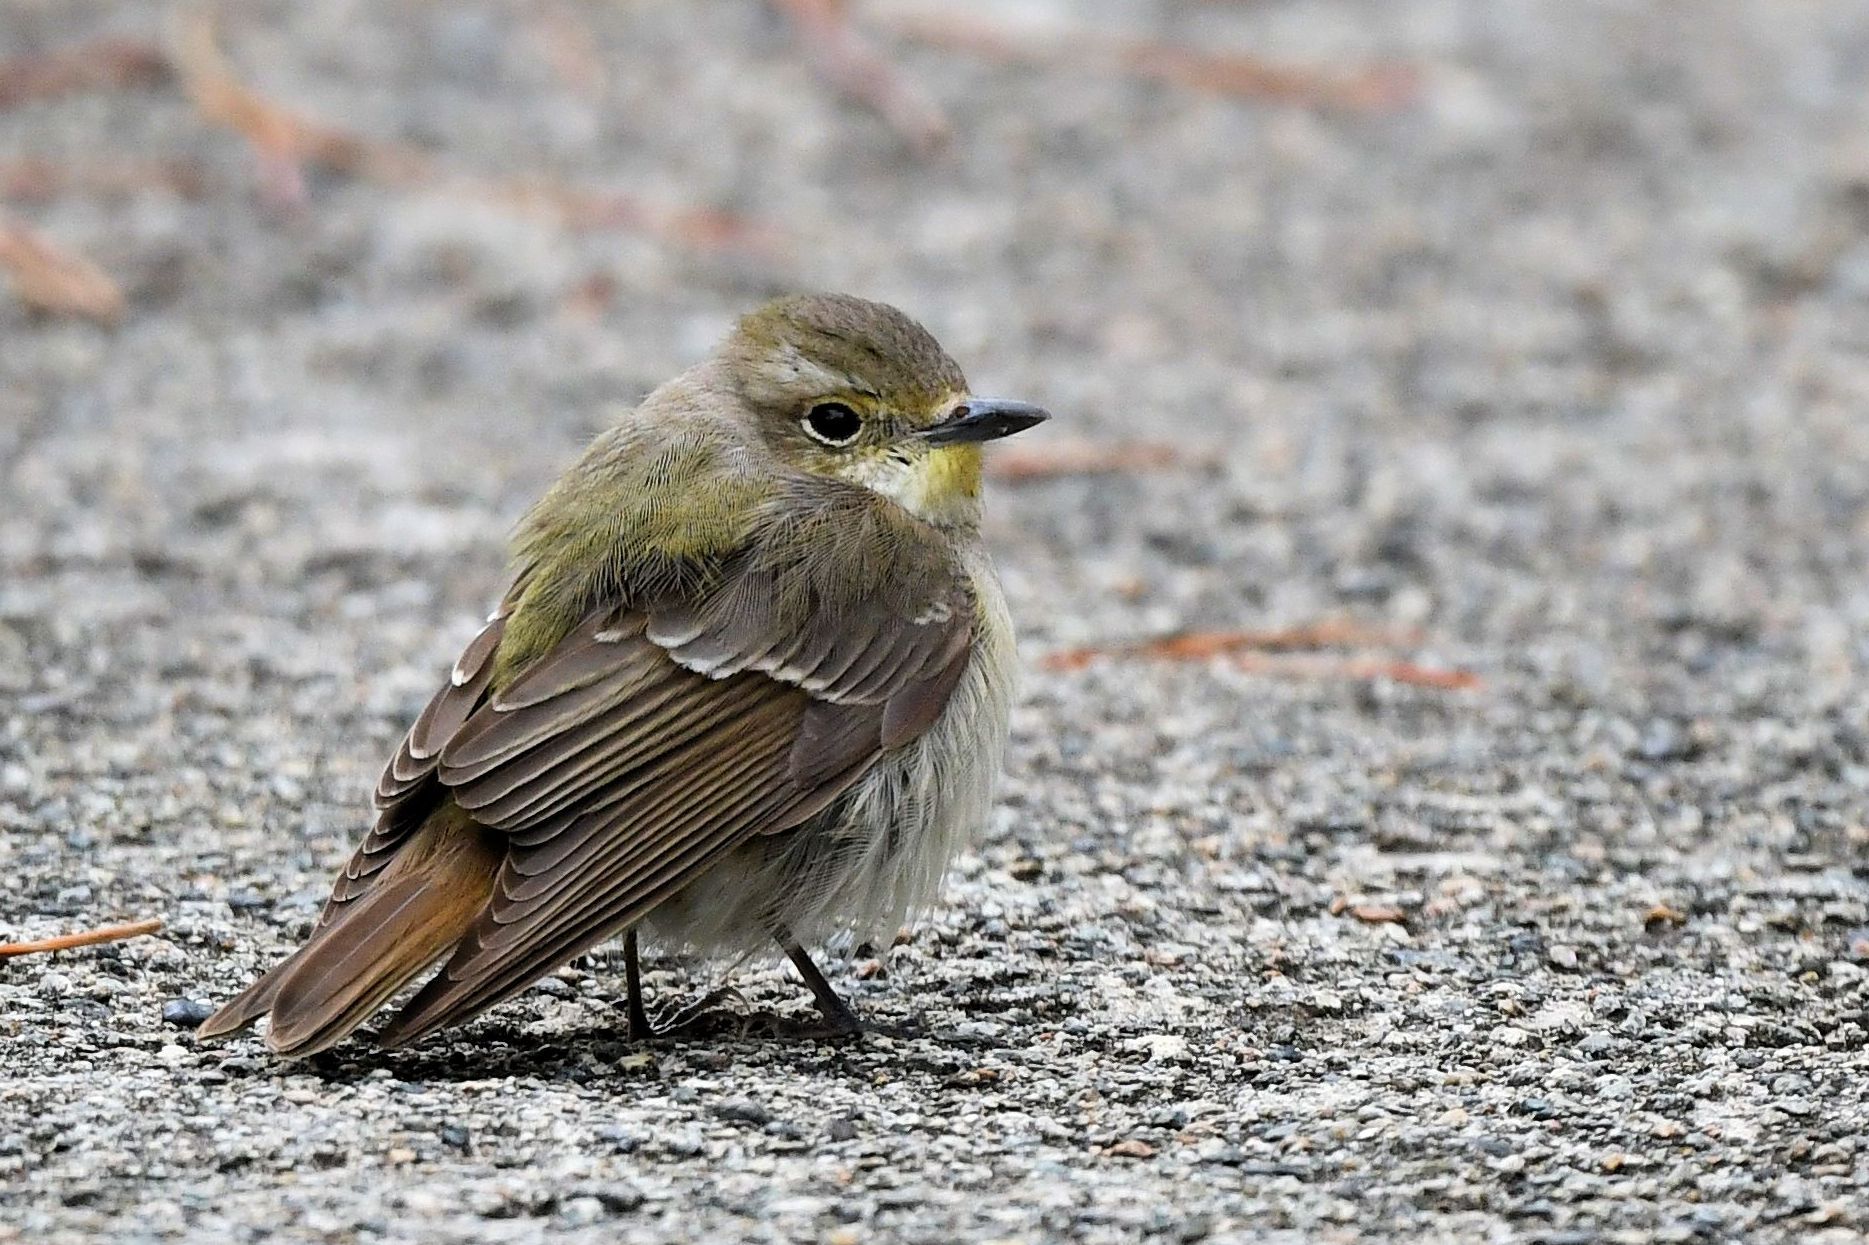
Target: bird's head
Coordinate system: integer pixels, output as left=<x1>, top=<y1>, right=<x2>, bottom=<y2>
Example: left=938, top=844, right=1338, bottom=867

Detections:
left=718, top=293, right=1049, bottom=528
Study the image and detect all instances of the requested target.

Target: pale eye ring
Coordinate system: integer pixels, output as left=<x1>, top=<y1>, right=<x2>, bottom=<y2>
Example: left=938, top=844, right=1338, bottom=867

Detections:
left=802, top=402, right=863, bottom=446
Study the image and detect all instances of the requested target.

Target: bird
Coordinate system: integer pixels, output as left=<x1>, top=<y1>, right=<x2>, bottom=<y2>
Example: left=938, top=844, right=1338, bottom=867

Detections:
left=197, top=292, right=1049, bottom=1057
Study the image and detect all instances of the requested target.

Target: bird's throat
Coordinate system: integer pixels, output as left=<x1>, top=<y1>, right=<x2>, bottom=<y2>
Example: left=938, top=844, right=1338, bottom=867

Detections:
left=873, top=445, right=983, bottom=528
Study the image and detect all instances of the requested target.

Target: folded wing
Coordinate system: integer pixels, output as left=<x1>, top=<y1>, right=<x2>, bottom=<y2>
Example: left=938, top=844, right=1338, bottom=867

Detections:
left=372, top=484, right=974, bottom=1046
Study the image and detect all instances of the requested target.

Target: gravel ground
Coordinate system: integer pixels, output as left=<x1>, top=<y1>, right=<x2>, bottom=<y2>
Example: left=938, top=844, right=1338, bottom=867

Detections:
left=5, top=1, right=1869, bottom=1241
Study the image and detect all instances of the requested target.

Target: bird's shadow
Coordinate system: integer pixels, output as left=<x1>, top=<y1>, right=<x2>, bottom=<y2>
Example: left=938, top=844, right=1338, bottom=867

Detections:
left=294, top=1007, right=996, bottom=1086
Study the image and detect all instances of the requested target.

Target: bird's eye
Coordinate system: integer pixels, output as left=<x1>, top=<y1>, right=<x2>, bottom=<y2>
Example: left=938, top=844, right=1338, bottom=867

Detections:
left=802, top=402, right=863, bottom=446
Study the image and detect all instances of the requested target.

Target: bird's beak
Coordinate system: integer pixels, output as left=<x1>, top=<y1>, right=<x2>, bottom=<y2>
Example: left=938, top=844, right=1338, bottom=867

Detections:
left=920, top=398, right=1051, bottom=446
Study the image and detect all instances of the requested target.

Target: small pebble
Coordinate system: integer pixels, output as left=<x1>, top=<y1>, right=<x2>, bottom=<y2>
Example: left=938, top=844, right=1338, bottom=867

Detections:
left=160, top=999, right=214, bottom=1028
left=714, top=1099, right=772, bottom=1126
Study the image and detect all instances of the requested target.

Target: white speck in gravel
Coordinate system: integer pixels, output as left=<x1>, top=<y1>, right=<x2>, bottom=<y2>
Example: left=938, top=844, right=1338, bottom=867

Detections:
left=1123, top=1034, right=1191, bottom=1063
left=1595, top=1075, right=1636, bottom=1100
left=557, top=1196, right=605, bottom=1226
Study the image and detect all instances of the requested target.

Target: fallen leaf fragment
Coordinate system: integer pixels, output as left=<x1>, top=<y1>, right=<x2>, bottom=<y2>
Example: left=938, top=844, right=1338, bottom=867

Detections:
left=0, top=213, right=125, bottom=324
left=1643, top=903, right=1687, bottom=929
left=943, top=1067, right=1002, bottom=1087
left=0, top=917, right=163, bottom=958
left=1104, top=1139, right=1156, bottom=1159
left=0, top=36, right=168, bottom=109
left=1330, top=895, right=1408, bottom=923
left=988, top=439, right=1213, bottom=482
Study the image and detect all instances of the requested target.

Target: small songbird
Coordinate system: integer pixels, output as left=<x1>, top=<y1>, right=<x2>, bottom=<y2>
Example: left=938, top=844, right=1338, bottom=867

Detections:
left=198, top=293, right=1048, bottom=1056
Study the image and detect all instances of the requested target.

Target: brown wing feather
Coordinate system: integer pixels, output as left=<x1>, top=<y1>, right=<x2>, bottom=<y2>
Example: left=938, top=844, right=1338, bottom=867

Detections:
left=450, top=668, right=777, bottom=830
left=376, top=607, right=511, bottom=801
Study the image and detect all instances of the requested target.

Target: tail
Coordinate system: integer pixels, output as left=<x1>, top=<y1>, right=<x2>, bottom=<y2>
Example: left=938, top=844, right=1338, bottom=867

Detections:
left=196, top=817, right=502, bottom=1058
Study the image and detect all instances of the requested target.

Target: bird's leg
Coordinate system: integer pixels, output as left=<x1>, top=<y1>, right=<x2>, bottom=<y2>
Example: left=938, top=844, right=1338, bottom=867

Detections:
left=777, top=931, right=864, bottom=1036
left=624, top=929, right=653, bottom=1041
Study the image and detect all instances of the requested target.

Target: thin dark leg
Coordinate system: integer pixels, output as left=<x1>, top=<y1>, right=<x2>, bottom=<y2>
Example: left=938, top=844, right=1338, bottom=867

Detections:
left=624, top=929, right=652, bottom=1040
left=778, top=933, right=864, bottom=1035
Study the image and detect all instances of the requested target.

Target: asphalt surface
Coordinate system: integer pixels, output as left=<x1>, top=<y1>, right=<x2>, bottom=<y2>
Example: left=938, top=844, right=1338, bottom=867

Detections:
left=4, top=1, right=1869, bottom=1242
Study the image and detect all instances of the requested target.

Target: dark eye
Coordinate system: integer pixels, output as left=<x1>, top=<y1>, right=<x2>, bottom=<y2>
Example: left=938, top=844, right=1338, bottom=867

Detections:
left=802, top=402, right=863, bottom=446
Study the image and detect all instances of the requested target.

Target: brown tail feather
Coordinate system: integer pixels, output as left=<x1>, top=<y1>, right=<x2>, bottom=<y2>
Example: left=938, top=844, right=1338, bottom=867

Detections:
left=196, top=821, right=501, bottom=1058
left=194, top=943, right=312, bottom=1041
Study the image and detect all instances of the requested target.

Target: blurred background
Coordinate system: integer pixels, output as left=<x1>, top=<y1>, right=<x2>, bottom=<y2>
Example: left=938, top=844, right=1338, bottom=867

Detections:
left=5, top=1, right=1869, bottom=657
left=5, top=1, right=1869, bottom=1241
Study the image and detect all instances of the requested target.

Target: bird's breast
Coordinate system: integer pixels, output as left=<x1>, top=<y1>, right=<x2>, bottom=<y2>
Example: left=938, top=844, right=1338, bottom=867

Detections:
left=648, top=547, right=1017, bottom=955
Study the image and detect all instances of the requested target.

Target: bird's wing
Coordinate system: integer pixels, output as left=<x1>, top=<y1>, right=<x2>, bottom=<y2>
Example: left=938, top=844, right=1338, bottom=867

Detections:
left=375, top=483, right=974, bottom=1045
left=318, top=601, right=513, bottom=921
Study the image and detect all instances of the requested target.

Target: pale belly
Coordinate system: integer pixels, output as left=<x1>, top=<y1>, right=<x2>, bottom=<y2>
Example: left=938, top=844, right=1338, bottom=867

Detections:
left=647, top=550, right=1016, bottom=957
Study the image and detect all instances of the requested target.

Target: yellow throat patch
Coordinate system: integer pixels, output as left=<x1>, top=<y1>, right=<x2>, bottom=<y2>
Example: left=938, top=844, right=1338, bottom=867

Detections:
left=847, top=444, right=983, bottom=528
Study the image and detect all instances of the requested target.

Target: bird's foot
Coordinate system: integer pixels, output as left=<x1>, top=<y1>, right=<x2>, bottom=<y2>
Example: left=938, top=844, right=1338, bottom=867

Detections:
left=735, top=1010, right=866, bottom=1042
left=634, top=986, right=748, bottom=1040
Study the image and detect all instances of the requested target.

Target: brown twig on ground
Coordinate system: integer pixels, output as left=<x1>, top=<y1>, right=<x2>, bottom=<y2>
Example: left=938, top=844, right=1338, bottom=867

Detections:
left=0, top=917, right=164, bottom=958
left=0, top=156, right=209, bottom=203
left=883, top=10, right=1418, bottom=113
left=1114, top=40, right=1417, bottom=112
left=0, top=36, right=169, bottom=110
left=1044, top=622, right=1481, bottom=690
left=988, top=440, right=1215, bottom=482
left=1043, top=621, right=1423, bottom=671
left=171, top=11, right=426, bottom=207
left=0, top=211, right=126, bottom=324
left=772, top=0, right=951, bottom=153
left=170, top=13, right=770, bottom=250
